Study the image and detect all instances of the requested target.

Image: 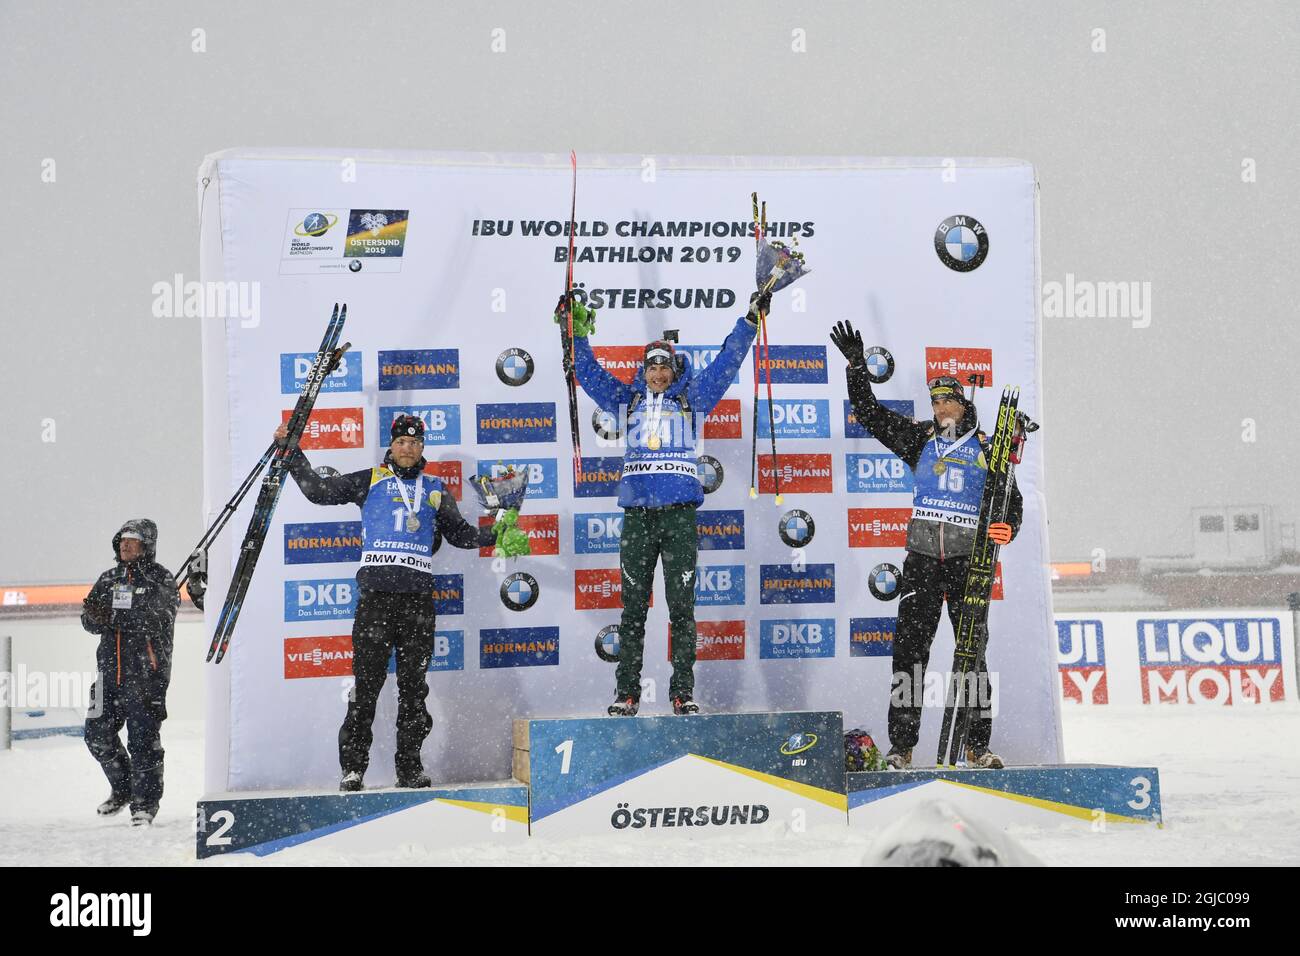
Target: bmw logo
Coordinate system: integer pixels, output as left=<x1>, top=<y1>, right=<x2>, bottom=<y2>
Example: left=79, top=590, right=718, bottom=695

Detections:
left=699, top=455, right=723, bottom=494
left=348, top=259, right=363, bottom=273
left=495, top=348, right=535, bottom=387
left=592, top=408, right=622, bottom=441
left=779, top=732, right=818, bottom=756
left=594, top=625, right=621, bottom=663
left=778, top=509, right=815, bottom=548
left=865, top=346, right=895, bottom=384
left=295, top=212, right=338, bottom=238
left=500, top=572, right=539, bottom=612
left=934, top=215, right=989, bottom=272
left=868, top=562, right=902, bottom=601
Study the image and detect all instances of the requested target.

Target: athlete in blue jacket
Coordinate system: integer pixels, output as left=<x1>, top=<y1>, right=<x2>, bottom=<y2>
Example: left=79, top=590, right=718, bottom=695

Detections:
left=561, top=291, right=767, bottom=715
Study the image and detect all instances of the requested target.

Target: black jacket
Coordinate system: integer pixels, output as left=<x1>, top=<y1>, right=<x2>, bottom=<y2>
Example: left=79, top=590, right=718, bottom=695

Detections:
left=845, top=364, right=1023, bottom=560
left=80, top=519, right=178, bottom=691
left=287, top=449, right=495, bottom=592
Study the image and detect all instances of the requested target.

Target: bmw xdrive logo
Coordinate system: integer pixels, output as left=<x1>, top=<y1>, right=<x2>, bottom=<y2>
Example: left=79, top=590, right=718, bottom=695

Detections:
left=496, top=348, right=535, bottom=386
left=699, top=455, right=723, bottom=494
left=592, top=408, right=622, bottom=441
left=934, top=215, right=989, bottom=272
left=868, top=563, right=902, bottom=601
left=865, top=346, right=895, bottom=384
left=778, top=509, right=815, bottom=548
left=500, top=572, right=539, bottom=611
left=594, top=625, right=621, bottom=663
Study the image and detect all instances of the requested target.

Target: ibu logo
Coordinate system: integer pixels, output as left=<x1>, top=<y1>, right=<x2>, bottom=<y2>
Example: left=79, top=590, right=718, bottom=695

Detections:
left=378, top=349, right=460, bottom=390
left=281, top=351, right=362, bottom=394
left=757, top=399, right=831, bottom=439
left=844, top=399, right=914, bottom=439
left=850, top=617, right=895, bottom=657
left=284, top=578, right=357, bottom=621
left=760, top=619, right=835, bottom=659
left=480, top=626, right=560, bottom=669
left=477, top=458, right=558, bottom=500
left=284, top=522, right=363, bottom=564
left=757, top=345, right=828, bottom=384
left=846, top=453, right=914, bottom=494
left=696, top=509, right=745, bottom=551
left=476, top=402, right=557, bottom=445
left=574, top=513, right=623, bottom=554
left=694, top=565, right=745, bottom=606
left=1056, top=620, right=1107, bottom=705
left=387, top=630, right=464, bottom=673
left=380, top=405, right=461, bottom=446
left=678, top=343, right=740, bottom=385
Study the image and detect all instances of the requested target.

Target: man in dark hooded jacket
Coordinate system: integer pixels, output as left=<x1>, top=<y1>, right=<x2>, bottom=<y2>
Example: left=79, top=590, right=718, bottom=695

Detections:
left=832, top=321, right=1023, bottom=770
left=81, top=518, right=179, bottom=825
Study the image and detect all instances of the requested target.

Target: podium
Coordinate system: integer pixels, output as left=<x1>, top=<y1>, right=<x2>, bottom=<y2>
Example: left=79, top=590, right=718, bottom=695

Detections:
left=847, top=765, right=1163, bottom=830
left=514, top=711, right=847, bottom=838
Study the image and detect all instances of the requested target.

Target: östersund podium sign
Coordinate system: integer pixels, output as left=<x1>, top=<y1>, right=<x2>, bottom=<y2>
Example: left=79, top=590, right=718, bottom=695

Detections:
left=515, top=711, right=847, bottom=838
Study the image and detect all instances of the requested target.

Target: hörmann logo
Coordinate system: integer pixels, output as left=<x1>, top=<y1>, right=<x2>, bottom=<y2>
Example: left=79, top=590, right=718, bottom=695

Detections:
left=476, top=402, right=557, bottom=445
left=760, top=619, right=835, bottom=660
left=284, top=578, right=357, bottom=622
left=756, top=399, right=831, bottom=439
left=429, top=574, right=465, bottom=615
left=850, top=617, right=895, bottom=657
left=479, top=514, right=559, bottom=557
left=670, top=619, right=745, bottom=661
left=694, top=565, right=745, bottom=606
left=280, top=351, right=363, bottom=394
left=757, top=346, right=828, bottom=384
left=592, top=346, right=645, bottom=385
left=575, top=457, right=623, bottom=497
left=703, top=399, right=742, bottom=439
left=848, top=508, right=913, bottom=548
left=1057, top=620, right=1107, bottom=705
left=284, top=635, right=353, bottom=679
left=480, top=626, right=560, bottom=669
left=759, top=564, right=836, bottom=605
left=758, top=454, right=833, bottom=494
left=845, top=399, right=914, bottom=439
left=846, top=453, right=914, bottom=494
left=574, top=512, right=623, bottom=554
left=283, top=407, right=364, bottom=450
left=380, top=405, right=461, bottom=446
left=1138, top=617, right=1285, bottom=705
left=423, top=460, right=462, bottom=500
left=576, top=568, right=647, bottom=610
left=477, top=458, right=558, bottom=500
left=696, top=509, right=745, bottom=551
left=283, top=522, right=363, bottom=564
left=924, top=348, right=994, bottom=384
left=378, top=349, right=460, bottom=390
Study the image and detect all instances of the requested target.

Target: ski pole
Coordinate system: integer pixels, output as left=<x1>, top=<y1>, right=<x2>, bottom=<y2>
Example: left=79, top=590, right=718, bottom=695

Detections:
left=749, top=192, right=762, bottom=499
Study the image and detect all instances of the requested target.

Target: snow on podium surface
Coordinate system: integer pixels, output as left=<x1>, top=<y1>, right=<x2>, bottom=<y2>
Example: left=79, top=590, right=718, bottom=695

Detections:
left=1, top=706, right=1299, bottom=866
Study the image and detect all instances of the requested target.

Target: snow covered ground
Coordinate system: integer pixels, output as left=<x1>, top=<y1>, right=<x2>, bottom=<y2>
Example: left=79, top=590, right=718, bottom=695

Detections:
left=2, top=705, right=1297, bottom=866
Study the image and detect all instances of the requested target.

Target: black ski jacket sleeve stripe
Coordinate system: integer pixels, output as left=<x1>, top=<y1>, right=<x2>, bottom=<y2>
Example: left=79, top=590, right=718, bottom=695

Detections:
left=846, top=364, right=931, bottom=467
left=286, top=449, right=371, bottom=507
left=438, top=493, right=497, bottom=550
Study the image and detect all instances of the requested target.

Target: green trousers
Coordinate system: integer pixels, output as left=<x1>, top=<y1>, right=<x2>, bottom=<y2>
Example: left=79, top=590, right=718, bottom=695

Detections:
left=615, top=504, right=699, bottom=699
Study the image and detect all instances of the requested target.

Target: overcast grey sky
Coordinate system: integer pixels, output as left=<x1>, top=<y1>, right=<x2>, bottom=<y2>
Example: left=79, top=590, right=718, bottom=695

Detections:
left=1, top=0, right=1295, bottom=583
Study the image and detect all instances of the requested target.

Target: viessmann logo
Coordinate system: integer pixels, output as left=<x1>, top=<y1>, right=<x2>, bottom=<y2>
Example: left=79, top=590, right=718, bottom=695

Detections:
left=378, top=349, right=460, bottom=390
left=671, top=620, right=745, bottom=661
left=283, top=522, right=363, bottom=564
left=757, top=454, right=833, bottom=494
left=476, top=403, right=557, bottom=444
left=592, top=346, right=645, bottom=384
left=576, top=568, right=648, bottom=610
left=848, top=508, right=913, bottom=548
left=284, top=635, right=353, bottom=679
left=924, top=348, right=993, bottom=384
left=282, top=407, right=364, bottom=450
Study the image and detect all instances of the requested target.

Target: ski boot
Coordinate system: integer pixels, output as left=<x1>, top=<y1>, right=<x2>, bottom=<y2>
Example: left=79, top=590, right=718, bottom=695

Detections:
left=885, top=747, right=912, bottom=770
left=672, top=694, right=700, bottom=716
left=607, top=695, right=639, bottom=717
left=339, top=770, right=365, bottom=792
left=130, top=808, right=156, bottom=827
left=966, top=747, right=1005, bottom=769
left=396, top=770, right=432, bottom=789
left=97, top=791, right=131, bottom=817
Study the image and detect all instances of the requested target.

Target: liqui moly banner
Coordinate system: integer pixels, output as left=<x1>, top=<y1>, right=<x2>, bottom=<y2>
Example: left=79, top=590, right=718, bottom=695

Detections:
left=198, top=149, right=1053, bottom=790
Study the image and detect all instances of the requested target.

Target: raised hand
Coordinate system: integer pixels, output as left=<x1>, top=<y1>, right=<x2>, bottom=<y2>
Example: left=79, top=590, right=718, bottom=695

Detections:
left=830, top=320, right=866, bottom=367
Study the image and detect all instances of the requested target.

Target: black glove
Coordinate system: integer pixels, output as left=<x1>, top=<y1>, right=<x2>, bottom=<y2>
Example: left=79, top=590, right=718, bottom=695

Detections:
left=84, top=597, right=112, bottom=626
left=830, top=320, right=866, bottom=368
left=747, top=290, right=772, bottom=322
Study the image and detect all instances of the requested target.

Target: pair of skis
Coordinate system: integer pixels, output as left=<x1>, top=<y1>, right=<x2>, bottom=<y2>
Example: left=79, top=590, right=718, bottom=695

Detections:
left=556, top=151, right=584, bottom=486
left=205, top=303, right=350, bottom=664
left=935, top=385, right=1037, bottom=765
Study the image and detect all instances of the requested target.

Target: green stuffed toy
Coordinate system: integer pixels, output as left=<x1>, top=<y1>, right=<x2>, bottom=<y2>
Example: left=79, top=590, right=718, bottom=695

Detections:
left=493, top=507, right=531, bottom=558
left=553, top=297, right=596, bottom=338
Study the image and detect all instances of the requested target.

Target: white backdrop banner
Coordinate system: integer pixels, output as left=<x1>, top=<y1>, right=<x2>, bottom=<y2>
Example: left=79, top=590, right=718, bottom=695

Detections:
left=197, top=149, right=1057, bottom=792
